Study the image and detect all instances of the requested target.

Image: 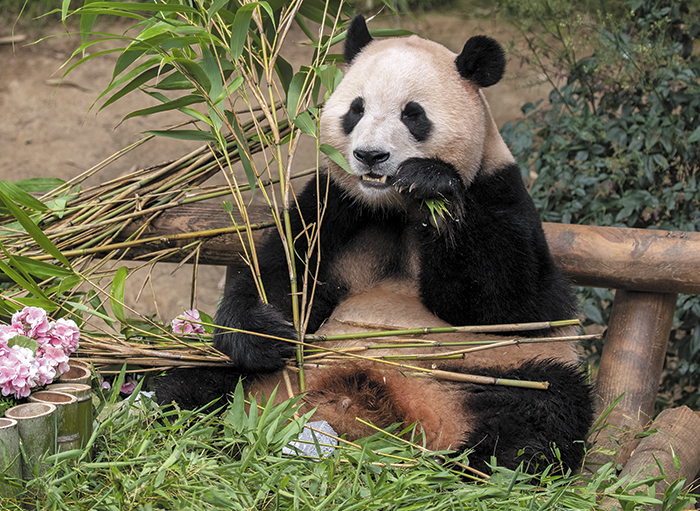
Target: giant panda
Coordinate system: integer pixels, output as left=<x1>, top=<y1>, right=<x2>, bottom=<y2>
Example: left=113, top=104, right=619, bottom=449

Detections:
left=156, top=15, right=593, bottom=475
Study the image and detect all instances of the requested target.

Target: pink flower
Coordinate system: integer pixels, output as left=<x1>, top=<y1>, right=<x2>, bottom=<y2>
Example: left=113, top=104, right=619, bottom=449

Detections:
left=171, top=309, right=206, bottom=336
left=12, top=307, right=50, bottom=338
left=35, top=357, right=57, bottom=387
left=48, top=318, right=80, bottom=355
left=40, top=344, right=70, bottom=376
left=120, top=377, right=138, bottom=395
left=0, top=323, right=23, bottom=350
left=0, top=345, right=39, bottom=399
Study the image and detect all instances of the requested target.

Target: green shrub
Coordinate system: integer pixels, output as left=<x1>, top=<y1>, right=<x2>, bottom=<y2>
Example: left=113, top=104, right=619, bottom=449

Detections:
left=500, top=0, right=700, bottom=410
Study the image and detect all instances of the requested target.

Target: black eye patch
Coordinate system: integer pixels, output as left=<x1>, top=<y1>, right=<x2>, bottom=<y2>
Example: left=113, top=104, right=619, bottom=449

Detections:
left=342, top=97, right=365, bottom=135
left=401, top=101, right=432, bottom=142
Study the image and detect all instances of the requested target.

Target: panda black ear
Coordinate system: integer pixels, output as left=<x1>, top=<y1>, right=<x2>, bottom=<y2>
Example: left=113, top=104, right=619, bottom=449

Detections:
left=455, top=35, right=506, bottom=88
left=344, top=15, right=373, bottom=64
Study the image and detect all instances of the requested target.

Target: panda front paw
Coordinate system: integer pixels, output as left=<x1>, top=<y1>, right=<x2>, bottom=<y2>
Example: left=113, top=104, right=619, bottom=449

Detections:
left=395, top=157, right=467, bottom=220
left=213, top=301, right=297, bottom=373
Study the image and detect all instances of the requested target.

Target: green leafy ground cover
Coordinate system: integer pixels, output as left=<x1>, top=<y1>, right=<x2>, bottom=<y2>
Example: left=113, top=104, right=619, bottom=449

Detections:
left=2, top=378, right=694, bottom=510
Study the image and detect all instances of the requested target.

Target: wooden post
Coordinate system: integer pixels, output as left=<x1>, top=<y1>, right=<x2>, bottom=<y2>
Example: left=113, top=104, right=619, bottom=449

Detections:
left=617, top=407, right=700, bottom=510
left=587, top=290, right=677, bottom=470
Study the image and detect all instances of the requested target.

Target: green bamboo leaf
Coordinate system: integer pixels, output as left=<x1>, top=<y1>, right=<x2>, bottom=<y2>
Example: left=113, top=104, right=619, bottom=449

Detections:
left=177, top=60, right=212, bottom=92
left=151, top=71, right=193, bottom=91
left=144, top=129, right=217, bottom=142
left=80, top=0, right=100, bottom=45
left=293, top=111, right=317, bottom=138
left=230, top=3, right=257, bottom=61
left=199, top=310, right=215, bottom=334
left=320, top=143, right=351, bottom=173
left=61, top=0, right=71, bottom=23
left=110, top=266, right=128, bottom=324
left=78, top=2, right=199, bottom=14
left=208, top=0, right=229, bottom=21
left=0, top=180, right=48, bottom=211
left=213, top=75, right=244, bottom=104
left=65, top=301, right=113, bottom=324
left=0, top=258, right=49, bottom=300
left=276, top=56, right=294, bottom=93
left=230, top=116, right=256, bottom=192
left=122, top=94, right=204, bottom=121
left=7, top=335, right=40, bottom=354
left=286, top=70, right=309, bottom=118
left=102, top=64, right=175, bottom=111
left=201, top=46, right=224, bottom=101
left=0, top=190, right=71, bottom=267
left=10, top=256, right=74, bottom=279
left=14, top=178, right=65, bottom=193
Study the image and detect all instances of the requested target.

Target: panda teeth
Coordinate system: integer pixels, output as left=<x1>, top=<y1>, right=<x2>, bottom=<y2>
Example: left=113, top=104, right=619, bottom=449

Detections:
left=362, top=174, right=388, bottom=183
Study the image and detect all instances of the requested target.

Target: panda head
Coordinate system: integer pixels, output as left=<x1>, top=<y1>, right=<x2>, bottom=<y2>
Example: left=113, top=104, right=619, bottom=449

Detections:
left=320, top=15, right=515, bottom=209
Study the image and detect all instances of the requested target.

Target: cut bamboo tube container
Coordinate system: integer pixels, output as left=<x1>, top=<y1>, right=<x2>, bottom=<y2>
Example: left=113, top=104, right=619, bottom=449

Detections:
left=0, top=418, right=22, bottom=496
left=4, top=403, right=56, bottom=479
left=29, top=391, right=80, bottom=452
left=47, top=383, right=93, bottom=449
left=58, top=362, right=92, bottom=385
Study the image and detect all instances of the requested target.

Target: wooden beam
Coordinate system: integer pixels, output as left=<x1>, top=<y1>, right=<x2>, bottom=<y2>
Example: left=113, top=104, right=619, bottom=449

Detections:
left=114, top=203, right=700, bottom=293
left=544, top=223, right=700, bottom=294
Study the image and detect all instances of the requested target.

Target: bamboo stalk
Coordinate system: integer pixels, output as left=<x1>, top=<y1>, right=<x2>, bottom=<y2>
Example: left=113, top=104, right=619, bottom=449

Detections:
left=305, top=319, right=580, bottom=342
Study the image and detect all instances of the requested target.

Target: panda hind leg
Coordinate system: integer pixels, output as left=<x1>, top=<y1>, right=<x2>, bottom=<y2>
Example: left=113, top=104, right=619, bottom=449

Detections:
left=155, top=367, right=247, bottom=412
left=304, top=365, right=470, bottom=451
left=459, top=359, right=593, bottom=475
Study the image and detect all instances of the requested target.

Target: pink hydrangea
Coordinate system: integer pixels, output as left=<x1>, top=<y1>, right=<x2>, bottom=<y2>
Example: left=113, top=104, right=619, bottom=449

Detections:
left=12, top=306, right=50, bottom=338
left=0, top=323, right=23, bottom=350
left=47, top=318, right=80, bottom=356
left=35, top=356, right=57, bottom=387
left=171, top=309, right=206, bottom=336
left=0, top=307, right=82, bottom=398
left=0, top=345, right=39, bottom=399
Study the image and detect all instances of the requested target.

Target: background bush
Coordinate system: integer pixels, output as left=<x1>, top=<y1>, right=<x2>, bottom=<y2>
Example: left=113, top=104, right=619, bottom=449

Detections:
left=500, top=0, right=700, bottom=411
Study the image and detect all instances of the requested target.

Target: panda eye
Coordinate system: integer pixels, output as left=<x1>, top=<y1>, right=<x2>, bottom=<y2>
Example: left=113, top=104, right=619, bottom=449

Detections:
left=401, top=102, right=423, bottom=118
left=401, top=101, right=432, bottom=142
left=342, top=97, right=365, bottom=135
left=350, top=97, right=365, bottom=114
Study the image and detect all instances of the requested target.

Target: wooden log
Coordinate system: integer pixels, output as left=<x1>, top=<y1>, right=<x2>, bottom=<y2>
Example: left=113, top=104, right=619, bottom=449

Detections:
left=586, top=290, right=677, bottom=470
left=544, top=223, right=700, bottom=294
left=114, top=204, right=700, bottom=294
left=618, top=407, right=700, bottom=510
left=116, top=202, right=274, bottom=267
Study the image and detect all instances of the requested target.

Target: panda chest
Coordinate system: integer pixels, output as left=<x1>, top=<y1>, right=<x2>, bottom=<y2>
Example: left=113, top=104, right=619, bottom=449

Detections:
left=329, top=224, right=419, bottom=295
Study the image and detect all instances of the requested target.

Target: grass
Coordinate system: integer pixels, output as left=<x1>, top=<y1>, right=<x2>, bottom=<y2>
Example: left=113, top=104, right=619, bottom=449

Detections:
left=1, top=376, right=694, bottom=510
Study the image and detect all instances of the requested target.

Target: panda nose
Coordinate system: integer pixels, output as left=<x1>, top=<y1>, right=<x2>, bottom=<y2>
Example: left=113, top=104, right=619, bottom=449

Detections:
left=353, top=149, right=390, bottom=167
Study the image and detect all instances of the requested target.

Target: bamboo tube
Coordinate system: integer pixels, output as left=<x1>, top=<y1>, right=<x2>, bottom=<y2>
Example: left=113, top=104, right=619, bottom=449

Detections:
left=58, top=363, right=92, bottom=385
left=46, top=383, right=93, bottom=449
left=0, top=418, right=22, bottom=496
left=4, top=403, right=57, bottom=479
left=29, top=391, right=80, bottom=452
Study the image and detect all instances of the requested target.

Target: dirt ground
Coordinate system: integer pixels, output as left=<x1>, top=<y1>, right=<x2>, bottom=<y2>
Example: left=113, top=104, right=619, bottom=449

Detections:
left=0, top=14, right=549, bottom=325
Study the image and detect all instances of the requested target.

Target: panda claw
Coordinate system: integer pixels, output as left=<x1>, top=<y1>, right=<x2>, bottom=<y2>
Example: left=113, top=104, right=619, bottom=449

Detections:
left=409, top=183, right=417, bottom=193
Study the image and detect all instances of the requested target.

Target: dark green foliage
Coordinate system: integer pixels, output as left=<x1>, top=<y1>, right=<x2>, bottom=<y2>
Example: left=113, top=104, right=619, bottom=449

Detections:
left=501, top=0, right=700, bottom=410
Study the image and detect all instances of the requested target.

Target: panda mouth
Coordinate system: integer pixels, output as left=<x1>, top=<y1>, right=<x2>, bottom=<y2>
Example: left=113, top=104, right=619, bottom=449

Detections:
left=360, top=173, right=391, bottom=187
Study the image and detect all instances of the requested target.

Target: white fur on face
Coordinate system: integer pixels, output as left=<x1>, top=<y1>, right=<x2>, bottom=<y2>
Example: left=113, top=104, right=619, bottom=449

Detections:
left=320, top=35, right=490, bottom=208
